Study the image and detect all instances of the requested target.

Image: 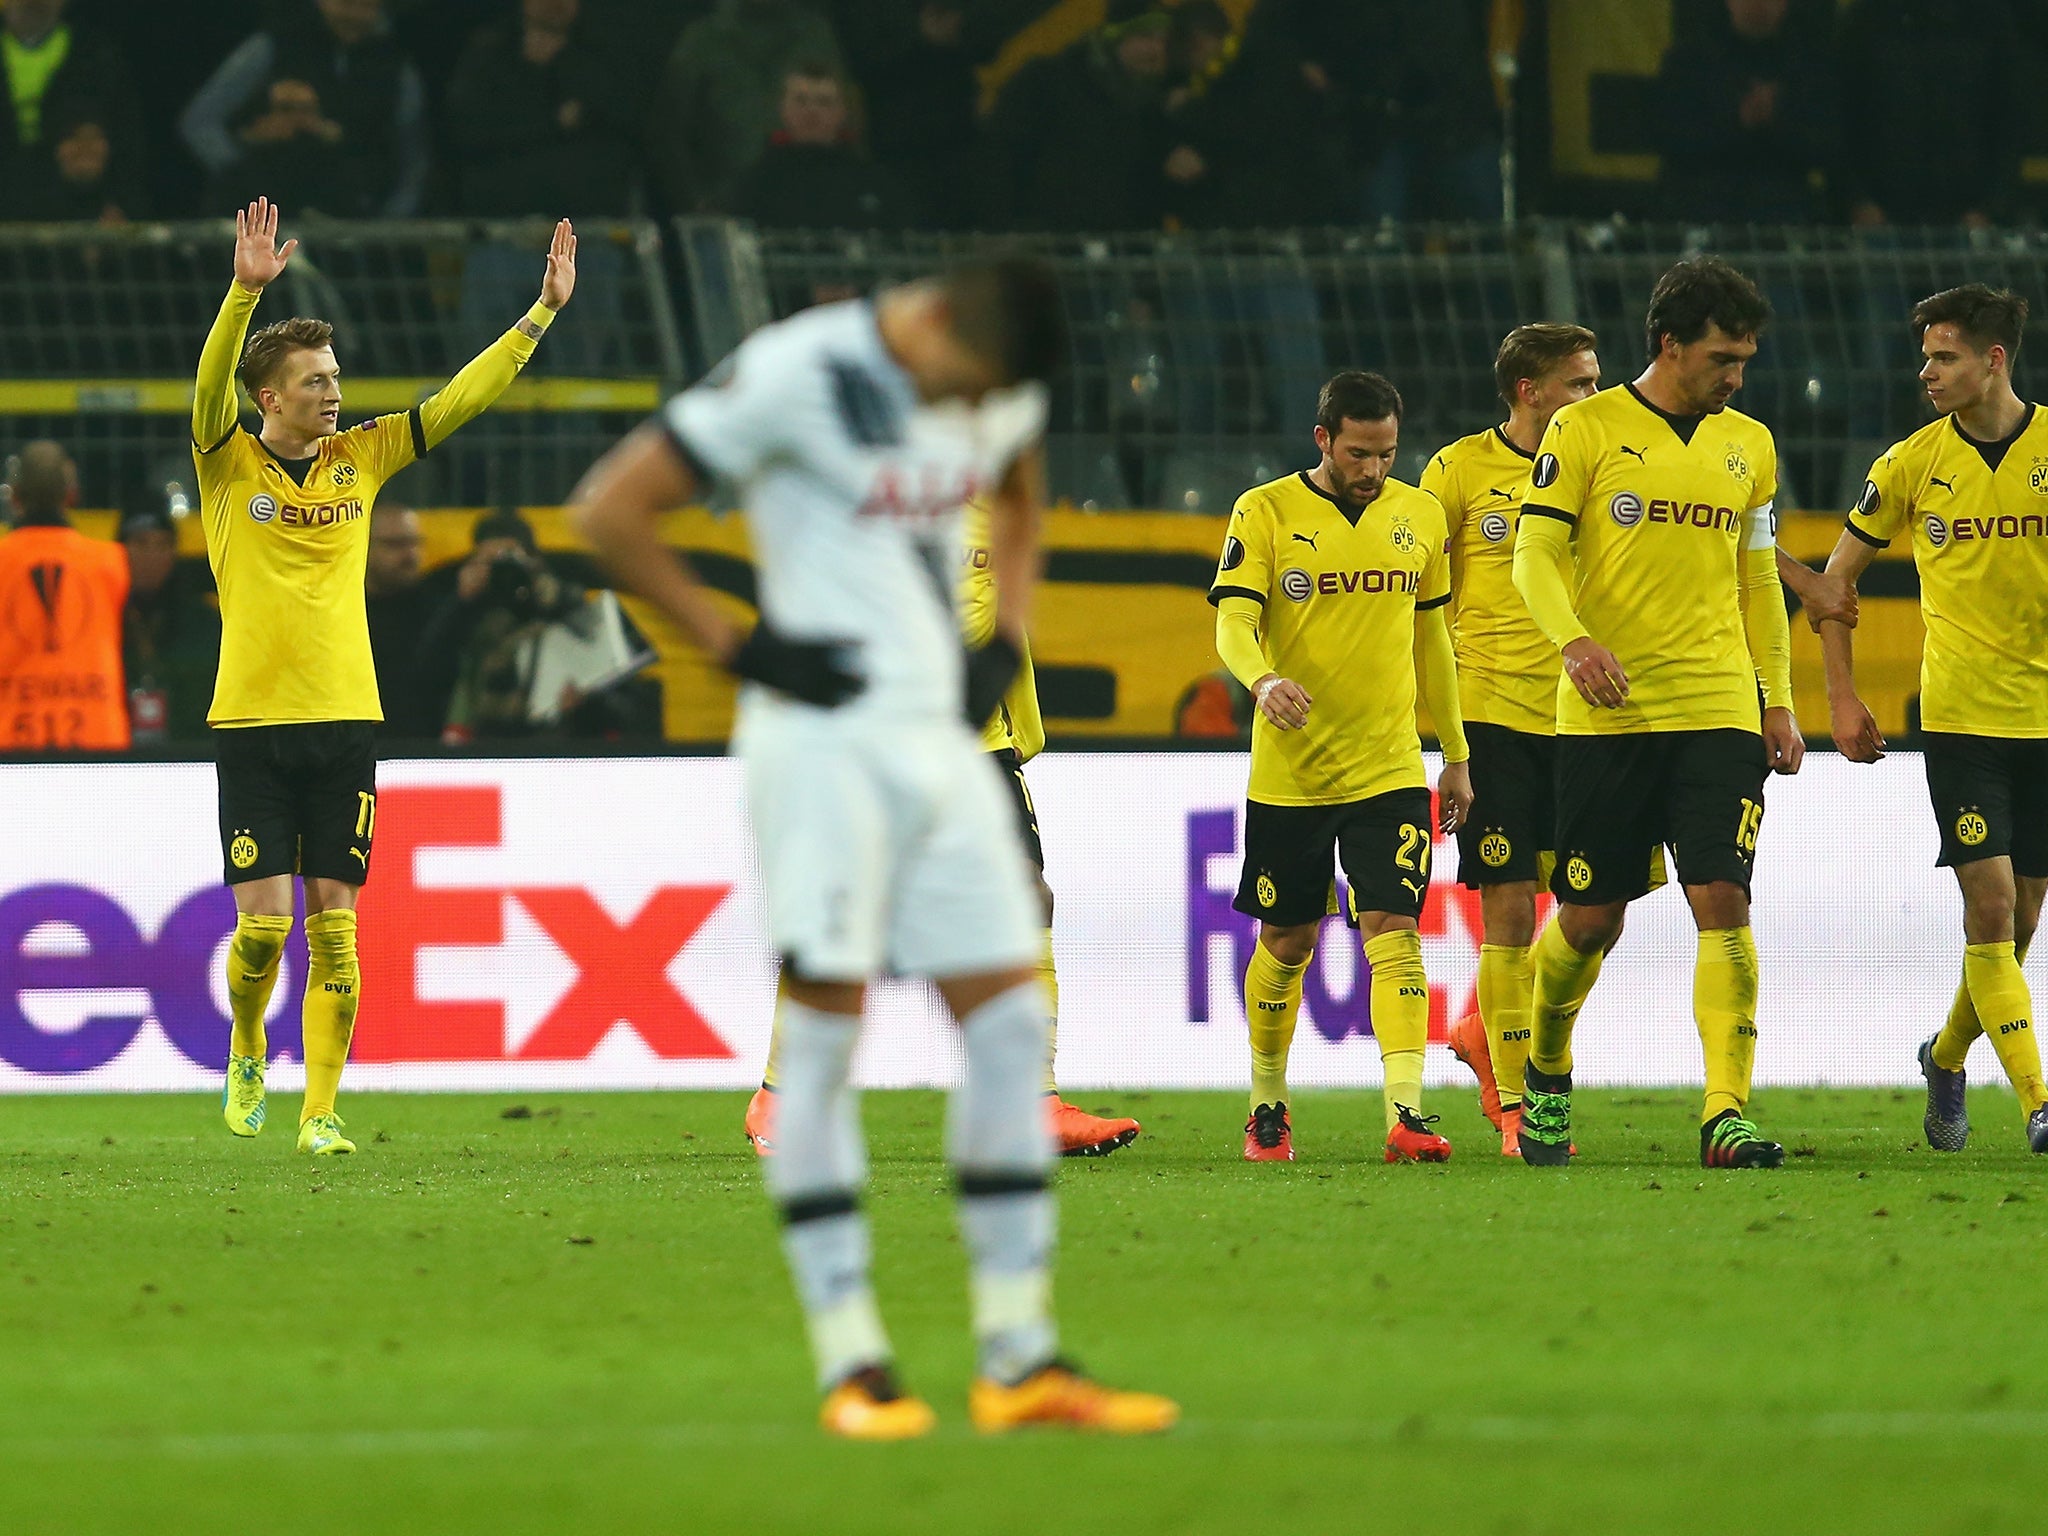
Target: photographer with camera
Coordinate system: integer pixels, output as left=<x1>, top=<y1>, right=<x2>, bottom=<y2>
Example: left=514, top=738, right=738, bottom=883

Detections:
left=434, top=506, right=587, bottom=741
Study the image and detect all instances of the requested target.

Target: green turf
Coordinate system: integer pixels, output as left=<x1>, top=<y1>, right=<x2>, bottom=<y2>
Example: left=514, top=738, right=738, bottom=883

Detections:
left=2, top=1086, right=2043, bottom=1535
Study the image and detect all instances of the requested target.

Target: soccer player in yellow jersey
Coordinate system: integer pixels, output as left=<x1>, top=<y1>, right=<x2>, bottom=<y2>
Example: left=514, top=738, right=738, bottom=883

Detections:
left=1209, top=371, right=1475, bottom=1163
left=744, top=500, right=1145, bottom=1160
left=1816, top=285, right=2048, bottom=1156
left=204, top=199, right=576, bottom=1154
left=1511, top=257, right=1801, bottom=1170
left=1422, top=324, right=1601, bottom=1157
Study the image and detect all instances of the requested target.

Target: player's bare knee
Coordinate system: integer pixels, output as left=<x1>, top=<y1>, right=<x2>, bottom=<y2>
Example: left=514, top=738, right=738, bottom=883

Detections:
left=937, top=965, right=1038, bottom=1026
left=2014, top=877, right=2046, bottom=955
left=1257, top=922, right=1318, bottom=966
left=1481, top=883, right=1538, bottom=947
left=1354, top=910, right=1416, bottom=942
left=1558, top=900, right=1625, bottom=955
left=784, top=962, right=867, bottom=1018
left=1684, top=880, right=1750, bottom=932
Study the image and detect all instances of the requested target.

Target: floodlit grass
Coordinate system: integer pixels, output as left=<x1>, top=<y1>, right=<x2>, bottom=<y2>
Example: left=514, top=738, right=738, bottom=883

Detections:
left=2, top=1087, right=2042, bottom=1535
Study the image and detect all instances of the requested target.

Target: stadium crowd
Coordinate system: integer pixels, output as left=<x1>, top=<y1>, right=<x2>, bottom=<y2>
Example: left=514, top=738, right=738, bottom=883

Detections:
left=0, top=0, right=2042, bottom=230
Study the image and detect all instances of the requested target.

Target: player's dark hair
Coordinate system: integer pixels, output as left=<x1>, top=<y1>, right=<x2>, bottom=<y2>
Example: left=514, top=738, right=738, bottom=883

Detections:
left=1643, top=257, right=1771, bottom=360
left=238, top=316, right=336, bottom=397
left=1494, top=323, right=1598, bottom=407
left=1912, top=284, right=2027, bottom=364
left=941, top=257, right=1069, bottom=387
left=1316, top=370, right=1402, bottom=434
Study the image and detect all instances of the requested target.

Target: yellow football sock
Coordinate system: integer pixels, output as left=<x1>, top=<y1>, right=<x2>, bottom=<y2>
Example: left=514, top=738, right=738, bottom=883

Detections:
left=1039, top=928, right=1060, bottom=1094
left=1695, top=927, right=1759, bottom=1123
left=1964, top=941, right=2045, bottom=1114
left=225, top=912, right=291, bottom=1061
left=1478, top=943, right=1534, bottom=1109
left=1245, top=941, right=1310, bottom=1109
left=1529, top=919, right=1603, bottom=1077
left=1932, top=936, right=2033, bottom=1072
left=300, top=909, right=360, bottom=1124
left=1365, top=928, right=1428, bottom=1131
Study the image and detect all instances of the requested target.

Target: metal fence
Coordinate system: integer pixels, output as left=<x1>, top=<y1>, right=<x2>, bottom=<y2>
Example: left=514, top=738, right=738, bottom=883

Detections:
left=9, top=218, right=2047, bottom=518
left=0, top=218, right=680, bottom=507
left=682, top=220, right=2048, bottom=514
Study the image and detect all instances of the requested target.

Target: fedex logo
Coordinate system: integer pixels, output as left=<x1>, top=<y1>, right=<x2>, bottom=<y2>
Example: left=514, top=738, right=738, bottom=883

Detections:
left=0, top=785, right=734, bottom=1076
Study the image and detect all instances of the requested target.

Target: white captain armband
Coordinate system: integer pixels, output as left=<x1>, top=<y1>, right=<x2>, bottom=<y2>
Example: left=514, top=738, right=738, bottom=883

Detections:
left=1743, top=500, right=1778, bottom=552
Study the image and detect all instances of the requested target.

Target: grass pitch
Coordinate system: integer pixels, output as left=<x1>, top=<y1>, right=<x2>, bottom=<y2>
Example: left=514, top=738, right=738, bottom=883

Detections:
left=2, top=1086, right=2043, bottom=1535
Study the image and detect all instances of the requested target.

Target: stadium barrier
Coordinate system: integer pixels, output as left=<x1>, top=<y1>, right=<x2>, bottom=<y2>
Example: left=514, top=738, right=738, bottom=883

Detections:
left=0, top=753, right=1986, bottom=1096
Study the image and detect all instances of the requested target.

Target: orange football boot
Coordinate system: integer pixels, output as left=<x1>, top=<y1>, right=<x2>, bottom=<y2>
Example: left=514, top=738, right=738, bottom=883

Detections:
left=744, top=1084, right=776, bottom=1156
left=970, top=1361, right=1179, bottom=1435
left=1050, top=1095, right=1141, bottom=1158
left=1384, top=1105, right=1453, bottom=1163
left=1500, top=1103, right=1572, bottom=1158
left=819, top=1366, right=936, bottom=1441
left=1243, top=1101, right=1293, bottom=1161
left=1447, top=1011, right=1503, bottom=1131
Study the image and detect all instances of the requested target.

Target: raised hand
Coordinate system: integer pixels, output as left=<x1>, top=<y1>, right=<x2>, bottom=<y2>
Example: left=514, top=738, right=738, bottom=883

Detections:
left=232, top=198, right=296, bottom=290
left=540, top=219, right=577, bottom=311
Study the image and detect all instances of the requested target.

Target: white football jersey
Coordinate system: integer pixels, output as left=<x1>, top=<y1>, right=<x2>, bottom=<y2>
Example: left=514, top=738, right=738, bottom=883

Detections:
left=662, top=299, right=1048, bottom=722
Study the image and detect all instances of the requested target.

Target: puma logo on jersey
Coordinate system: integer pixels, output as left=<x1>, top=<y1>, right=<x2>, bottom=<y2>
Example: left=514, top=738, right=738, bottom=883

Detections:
left=1484, top=487, right=1515, bottom=501
left=1929, top=475, right=1956, bottom=494
left=1399, top=877, right=1424, bottom=900
left=1619, top=444, right=1648, bottom=463
left=1292, top=531, right=1320, bottom=550
left=349, top=847, right=368, bottom=867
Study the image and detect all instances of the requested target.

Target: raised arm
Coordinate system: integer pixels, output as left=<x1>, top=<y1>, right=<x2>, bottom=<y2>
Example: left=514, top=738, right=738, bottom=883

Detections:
left=196, top=199, right=297, bottom=450
left=417, top=221, right=576, bottom=450
left=1817, top=528, right=1885, bottom=761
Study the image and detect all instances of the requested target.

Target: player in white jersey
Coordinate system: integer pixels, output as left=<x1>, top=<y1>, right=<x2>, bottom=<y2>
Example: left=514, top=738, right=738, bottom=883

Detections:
left=570, top=261, right=1176, bottom=1440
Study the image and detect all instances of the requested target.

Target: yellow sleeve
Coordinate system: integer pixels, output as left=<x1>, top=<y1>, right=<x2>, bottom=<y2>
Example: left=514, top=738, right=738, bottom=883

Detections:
left=1511, top=508, right=1589, bottom=650
left=194, top=282, right=261, bottom=453
left=1847, top=442, right=1912, bottom=547
left=1215, top=595, right=1269, bottom=691
left=1208, top=493, right=1272, bottom=606
left=958, top=503, right=997, bottom=648
left=416, top=302, right=552, bottom=452
left=1414, top=604, right=1469, bottom=762
left=1418, top=449, right=1462, bottom=544
left=1741, top=543, right=1795, bottom=712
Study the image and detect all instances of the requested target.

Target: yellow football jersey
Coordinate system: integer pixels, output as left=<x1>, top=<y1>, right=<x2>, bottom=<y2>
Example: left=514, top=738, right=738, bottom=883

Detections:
left=1521, top=385, right=1779, bottom=736
left=1420, top=425, right=1560, bottom=734
left=1848, top=406, right=2048, bottom=737
left=958, top=499, right=1044, bottom=760
left=1209, top=471, right=1451, bottom=805
left=193, top=282, right=545, bottom=727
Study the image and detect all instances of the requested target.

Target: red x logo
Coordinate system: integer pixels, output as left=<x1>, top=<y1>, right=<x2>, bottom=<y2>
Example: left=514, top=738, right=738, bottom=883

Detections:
left=510, top=886, right=734, bottom=1060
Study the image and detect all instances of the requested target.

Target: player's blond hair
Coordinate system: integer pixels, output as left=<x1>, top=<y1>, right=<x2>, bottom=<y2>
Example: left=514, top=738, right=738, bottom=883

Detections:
left=238, top=317, right=336, bottom=398
left=1494, top=323, right=1598, bottom=407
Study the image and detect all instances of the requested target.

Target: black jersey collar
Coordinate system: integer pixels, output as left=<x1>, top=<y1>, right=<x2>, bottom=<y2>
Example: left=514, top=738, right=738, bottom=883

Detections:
left=1298, top=469, right=1368, bottom=526
left=1624, top=382, right=1707, bottom=446
left=1491, top=425, right=1535, bottom=461
left=1950, top=402, right=2037, bottom=474
left=254, top=429, right=319, bottom=488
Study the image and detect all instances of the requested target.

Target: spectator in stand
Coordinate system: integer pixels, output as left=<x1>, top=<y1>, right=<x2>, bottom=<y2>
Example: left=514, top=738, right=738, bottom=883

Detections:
left=850, top=1, right=988, bottom=230
left=1655, top=0, right=1835, bottom=223
left=438, top=508, right=586, bottom=740
left=980, top=3, right=1172, bottom=231
left=1290, top=0, right=1502, bottom=223
left=118, top=497, right=219, bottom=745
left=179, top=0, right=429, bottom=218
left=0, top=441, right=130, bottom=750
left=363, top=503, right=461, bottom=742
left=1159, top=1, right=1343, bottom=229
left=446, top=0, right=636, bottom=217
left=1835, top=0, right=2023, bottom=228
left=728, top=63, right=913, bottom=228
left=0, top=0, right=144, bottom=221
left=647, top=0, right=841, bottom=214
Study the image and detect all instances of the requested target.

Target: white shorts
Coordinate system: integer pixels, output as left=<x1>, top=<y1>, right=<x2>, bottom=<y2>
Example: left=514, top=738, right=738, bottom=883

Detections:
left=737, top=706, right=1042, bottom=982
